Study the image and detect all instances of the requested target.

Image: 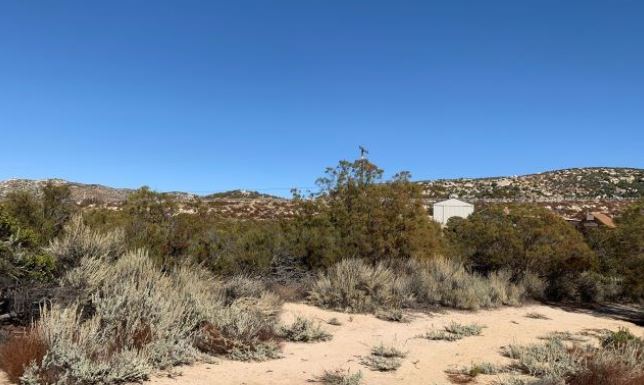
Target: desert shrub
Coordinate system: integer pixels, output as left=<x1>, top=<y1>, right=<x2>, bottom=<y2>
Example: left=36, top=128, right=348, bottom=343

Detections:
left=375, top=308, right=408, bottom=322
left=446, top=204, right=597, bottom=301
left=19, top=248, right=283, bottom=384
left=419, top=322, right=484, bottom=342
left=361, top=342, right=407, bottom=372
left=502, top=331, right=644, bottom=385
left=576, top=271, right=623, bottom=303
left=0, top=330, right=47, bottom=383
left=402, top=258, right=525, bottom=310
left=502, top=337, right=579, bottom=379
left=278, top=316, right=332, bottom=342
left=584, top=199, right=644, bottom=301
left=327, top=317, right=342, bottom=326
left=1, top=183, right=75, bottom=246
left=315, top=369, right=363, bottom=385
left=446, top=361, right=506, bottom=383
left=46, top=215, right=125, bottom=270
left=308, top=258, right=411, bottom=313
left=525, top=312, right=550, bottom=320
left=518, top=272, right=547, bottom=301
left=0, top=208, right=55, bottom=284
left=600, top=328, right=644, bottom=350
left=223, top=274, right=266, bottom=304
left=310, top=257, right=528, bottom=313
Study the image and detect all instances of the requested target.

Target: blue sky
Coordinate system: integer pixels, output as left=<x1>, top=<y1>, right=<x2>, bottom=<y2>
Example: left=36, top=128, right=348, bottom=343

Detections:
left=1, top=1, right=642, bottom=196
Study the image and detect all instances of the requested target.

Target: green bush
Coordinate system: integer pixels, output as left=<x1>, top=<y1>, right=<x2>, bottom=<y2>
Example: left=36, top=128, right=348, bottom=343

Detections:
left=446, top=204, right=598, bottom=301
left=289, top=156, right=444, bottom=268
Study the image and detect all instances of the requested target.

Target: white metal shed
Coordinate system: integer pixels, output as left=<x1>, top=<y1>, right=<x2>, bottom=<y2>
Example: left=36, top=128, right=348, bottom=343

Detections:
left=432, top=198, right=474, bottom=225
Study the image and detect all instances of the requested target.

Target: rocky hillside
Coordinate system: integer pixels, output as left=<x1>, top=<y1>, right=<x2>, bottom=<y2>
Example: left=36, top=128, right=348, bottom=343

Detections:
left=0, top=178, right=292, bottom=219
left=1, top=167, right=642, bottom=219
left=419, top=167, right=643, bottom=201
left=418, top=167, right=643, bottom=218
left=0, top=178, right=133, bottom=204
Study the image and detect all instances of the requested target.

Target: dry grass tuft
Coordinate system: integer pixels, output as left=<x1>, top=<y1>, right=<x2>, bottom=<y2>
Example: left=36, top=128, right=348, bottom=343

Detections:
left=361, top=342, right=407, bottom=372
left=278, top=317, right=332, bottom=343
left=309, top=258, right=529, bottom=314
left=419, top=322, right=485, bottom=342
left=524, top=312, right=550, bottom=320
left=314, top=368, right=362, bottom=385
left=0, top=330, right=48, bottom=383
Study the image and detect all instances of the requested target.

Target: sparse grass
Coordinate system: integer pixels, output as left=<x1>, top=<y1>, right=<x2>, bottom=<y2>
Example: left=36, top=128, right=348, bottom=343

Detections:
left=327, top=317, right=343, bottom=326
left=361, top=342, right=407, bottom=372
left=446, top=362, right=506, bottom=384
left=375, top=308, right=408, bottom=323
left=524, top=312, right=550, bottom=320
left=444, top=321, right=485, bottom=336
left=538, top=331, right=587, bottom=342
left=491, top=377, right=529, bottom=385
left=278, top=317, right=332, bottom=343
left=419, top=322, right=485, bottom=342
left=314, top=369, right=363, bottom=385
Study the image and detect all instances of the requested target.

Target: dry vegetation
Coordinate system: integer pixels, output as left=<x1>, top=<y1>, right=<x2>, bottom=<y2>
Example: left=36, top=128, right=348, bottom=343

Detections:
left=309, top=258, right=528, bottom=313
left=1, top=157, right=642, bottom=385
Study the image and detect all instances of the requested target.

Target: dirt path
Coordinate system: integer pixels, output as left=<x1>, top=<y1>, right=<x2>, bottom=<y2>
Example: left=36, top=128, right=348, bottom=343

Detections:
left=146, top=303, right=643, bottom=385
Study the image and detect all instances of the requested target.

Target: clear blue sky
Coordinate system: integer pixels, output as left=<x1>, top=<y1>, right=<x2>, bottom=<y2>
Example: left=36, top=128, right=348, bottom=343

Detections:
left=1, top=1, right=642, bottom=196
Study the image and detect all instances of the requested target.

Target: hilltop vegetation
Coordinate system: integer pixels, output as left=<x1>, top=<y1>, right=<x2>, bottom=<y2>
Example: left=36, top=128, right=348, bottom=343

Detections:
left=2, top=167, right=641, bottom=221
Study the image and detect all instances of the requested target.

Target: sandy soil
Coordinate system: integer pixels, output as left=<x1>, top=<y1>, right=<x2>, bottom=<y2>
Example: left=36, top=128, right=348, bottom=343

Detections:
left=1, top=303, right=641, bottom=385
left=148, top=303, right=642, bottom=385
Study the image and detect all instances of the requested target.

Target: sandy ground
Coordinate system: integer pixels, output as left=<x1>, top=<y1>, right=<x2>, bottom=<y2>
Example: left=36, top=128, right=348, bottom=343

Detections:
left=149, top=303, right=642, bottom=385
left=1, top=303, right=642, bottom=385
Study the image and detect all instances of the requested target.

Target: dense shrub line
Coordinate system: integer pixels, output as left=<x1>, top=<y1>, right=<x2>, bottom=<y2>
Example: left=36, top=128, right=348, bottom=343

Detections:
left=309, top=258, right=530, bottom=312
left=1, top=219, right=284, bottom=384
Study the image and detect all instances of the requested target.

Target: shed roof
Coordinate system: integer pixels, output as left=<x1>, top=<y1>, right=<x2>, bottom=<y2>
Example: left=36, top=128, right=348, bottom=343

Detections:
left=590, top=212, right=616, bottom=228
left=433, top=198, right=474, bottom=207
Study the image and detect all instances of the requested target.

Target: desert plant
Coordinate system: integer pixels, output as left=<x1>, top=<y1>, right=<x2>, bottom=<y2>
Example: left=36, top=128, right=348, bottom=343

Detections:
left=446, top=361, right=506, bottom=383
left=222, top=274, right=266, bottom=305
left=401, top=258, right=525, bottom=310
left=314, top=369, right=363, bottom=385
left=278, top=316, right=332, bottom=343
left=419, top=322, right=484, bottom=342
left=525, top=312, right=550, bottom=320
left=327, top=317, right=343, bottom=326
left=375, top=308, right=408, bottom=322
left=0, top=330, right=47, bottom=383
left=310, top=257, right=527, bottom=314
left=539, top=331, right=587, bottom=342
left=46, top=214, right=125, bottom=269
left=19, top=249, right=284, bottom=384
left=360, top=342, right=407, bottom=372
left=501, top=332, right=644, bottom=385
left=308, top=258, right=411, bottom=313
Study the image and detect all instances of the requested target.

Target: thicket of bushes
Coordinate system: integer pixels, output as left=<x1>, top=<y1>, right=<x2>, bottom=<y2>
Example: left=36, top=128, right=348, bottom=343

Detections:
left=309, top=258, right=528, bottom=312
left=1, top=219, right=283, bottom=384
left=1, top=158, right=642, bottom=316
left=0, top=154, right=643, bottom=384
